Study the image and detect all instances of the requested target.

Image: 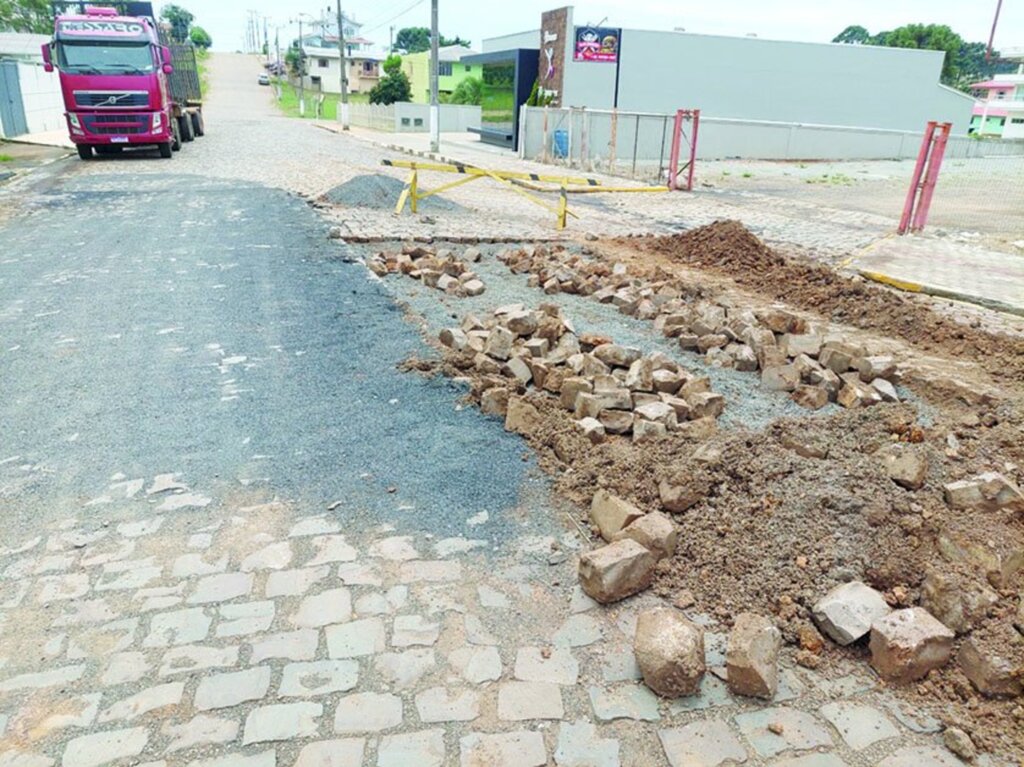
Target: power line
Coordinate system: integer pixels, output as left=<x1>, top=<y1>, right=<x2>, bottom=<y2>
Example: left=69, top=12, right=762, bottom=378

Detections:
left=360, top=0, right=426, bottom=35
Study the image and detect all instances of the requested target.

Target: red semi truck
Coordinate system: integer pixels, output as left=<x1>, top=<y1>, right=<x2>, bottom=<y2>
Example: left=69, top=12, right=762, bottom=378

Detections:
left=42, top=1, right=204, bottom=159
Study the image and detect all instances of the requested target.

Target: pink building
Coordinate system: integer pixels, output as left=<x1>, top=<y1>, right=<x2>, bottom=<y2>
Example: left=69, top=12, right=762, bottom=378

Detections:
left=969, top=60, right=1024, bottom=139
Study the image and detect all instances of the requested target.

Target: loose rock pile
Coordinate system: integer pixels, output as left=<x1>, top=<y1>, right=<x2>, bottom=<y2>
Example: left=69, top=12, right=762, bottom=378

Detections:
left=439, top=303, right=727, bottom=443
left=497, top=244, right=903, bottom=410
left=368, top=244, right=486, bottom=297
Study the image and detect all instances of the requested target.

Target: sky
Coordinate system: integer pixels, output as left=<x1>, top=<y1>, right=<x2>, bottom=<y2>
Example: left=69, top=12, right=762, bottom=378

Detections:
left=195, top=0, right=1022, bottom=55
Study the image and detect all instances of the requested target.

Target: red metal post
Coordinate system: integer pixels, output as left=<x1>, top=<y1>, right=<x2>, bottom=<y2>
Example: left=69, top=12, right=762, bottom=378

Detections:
left=685, top=109, right=700, bottom=192
left=898, top=121, right=936, bottom=235
left=911, top=122, right=951, bottom=232
left=667, top=109, right=684, bottom=190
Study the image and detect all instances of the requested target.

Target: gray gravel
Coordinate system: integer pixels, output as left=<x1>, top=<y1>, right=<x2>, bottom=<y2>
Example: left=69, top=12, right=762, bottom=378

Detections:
left=325, top=173, right=463, bottom=211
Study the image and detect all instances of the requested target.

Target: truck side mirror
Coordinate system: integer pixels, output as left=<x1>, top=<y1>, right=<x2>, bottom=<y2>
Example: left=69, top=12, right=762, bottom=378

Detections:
left=160, top=45, right=172, bottom=64
left=41, top=43, right=54, bottom=72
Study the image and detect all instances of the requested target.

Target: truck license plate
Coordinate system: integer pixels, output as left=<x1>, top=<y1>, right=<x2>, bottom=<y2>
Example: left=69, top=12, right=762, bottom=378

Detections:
left=110, top=137, right=129, bottom=143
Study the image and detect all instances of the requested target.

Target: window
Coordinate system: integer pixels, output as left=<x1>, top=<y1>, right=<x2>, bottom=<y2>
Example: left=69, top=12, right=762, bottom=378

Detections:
left=438, top=61, right=452, bottom=76
left=465, top=65, right=471, bottom=72
left=363, top=61, right=375, bottom=73
left=310, top=76, right=321, bottom=86
left=1011, top=118, right=1024, bottom=125
left=318, top=58, right=328, bottom=68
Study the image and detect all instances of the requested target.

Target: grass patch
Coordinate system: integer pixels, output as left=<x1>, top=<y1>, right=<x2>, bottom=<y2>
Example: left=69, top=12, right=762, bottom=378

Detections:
left=481, top=84, right=513, bottom=125
left=273, top=80, right=369, bottom=120
left=196, top=47, right=210, bottom=96
left=805, top=172, right=854, bottom=186
left=0, top=154, right=13, bottom=163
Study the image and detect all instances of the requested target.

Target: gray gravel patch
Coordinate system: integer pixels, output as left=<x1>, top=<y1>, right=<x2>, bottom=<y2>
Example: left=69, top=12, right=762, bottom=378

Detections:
left=325, top=174, right=464, bottom=211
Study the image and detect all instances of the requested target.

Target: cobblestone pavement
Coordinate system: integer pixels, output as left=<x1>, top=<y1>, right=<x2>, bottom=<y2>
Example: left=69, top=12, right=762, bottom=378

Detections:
left=0, top=54, right=1002, bottom=767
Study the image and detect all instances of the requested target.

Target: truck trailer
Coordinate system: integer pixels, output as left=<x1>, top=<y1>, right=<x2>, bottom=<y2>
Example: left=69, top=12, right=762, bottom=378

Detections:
left=42, top=1, right=204, bottom=159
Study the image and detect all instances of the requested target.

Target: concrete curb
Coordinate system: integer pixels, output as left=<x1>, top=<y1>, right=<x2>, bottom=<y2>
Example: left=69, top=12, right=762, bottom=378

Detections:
left=857, top=268, right=1024, bottom=318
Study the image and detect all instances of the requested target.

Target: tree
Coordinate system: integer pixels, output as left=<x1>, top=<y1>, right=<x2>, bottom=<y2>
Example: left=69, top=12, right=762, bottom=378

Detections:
left=0, top=0, right=53, bottom=34
left=369, top=54, right=411, bottom=104
left=160, top=4, right=194, bottom=43
left=832, top=25, right=870, bottom=45
left=189, top=25, right=212, bottom=49
left=449, top=76, right=483, bottom=105
left=285, top=46, right=305, bottom=78
left=394, top=26, right=470, bottom=53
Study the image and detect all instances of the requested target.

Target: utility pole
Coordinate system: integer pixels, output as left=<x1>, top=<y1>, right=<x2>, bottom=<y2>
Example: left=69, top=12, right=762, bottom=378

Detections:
left=389, top=25, right=394, bottom=54
left=298, top=17, right=305, bottom=117
left=429, top=0, right=439, bottom=152
left=336, top=0, right=349, bottom=129
left=263, top=16, right=268, bottom=57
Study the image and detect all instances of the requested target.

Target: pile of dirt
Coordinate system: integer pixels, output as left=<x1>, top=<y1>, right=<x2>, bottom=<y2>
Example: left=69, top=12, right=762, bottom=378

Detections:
left=323, top=173, right=464, bottom=211
left=624, top=220, right=1024, bottom=384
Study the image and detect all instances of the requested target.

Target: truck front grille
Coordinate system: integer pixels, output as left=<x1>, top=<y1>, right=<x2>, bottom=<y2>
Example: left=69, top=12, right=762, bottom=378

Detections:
left=73, top=91, right=149, bottom=108
left=81, top=114, right=149, bottom=135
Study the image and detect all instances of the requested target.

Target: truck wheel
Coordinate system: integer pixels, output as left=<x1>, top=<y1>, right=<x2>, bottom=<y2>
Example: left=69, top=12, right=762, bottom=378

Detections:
left=178, top=114, right=194, bottom=142
left=171, top=118, right=181, bottom=151
left=77, top=145, right=92, bottom=160
left=159, top=142, right=173, bottom=158
left=190, top=111, right=204, bottom=137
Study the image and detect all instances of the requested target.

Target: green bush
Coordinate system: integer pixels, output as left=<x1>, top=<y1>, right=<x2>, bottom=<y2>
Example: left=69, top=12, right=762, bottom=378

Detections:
left=369, top=55, right=412, bottom=105
left=449, top=77, right=483, bottom=105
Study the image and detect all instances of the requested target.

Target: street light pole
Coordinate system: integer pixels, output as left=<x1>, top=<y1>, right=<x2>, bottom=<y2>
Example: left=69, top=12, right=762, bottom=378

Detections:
left=297, top=17, right=305, bottom=117
left=429, top=0, right=439, bottom=152
left=335, top=0, right=349, bottom=130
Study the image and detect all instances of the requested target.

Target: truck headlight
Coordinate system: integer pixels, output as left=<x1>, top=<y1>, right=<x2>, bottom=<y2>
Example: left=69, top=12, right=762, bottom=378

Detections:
left=153, top=112, right=162, bottom=131
left=68, top=113, right=81, bottom=128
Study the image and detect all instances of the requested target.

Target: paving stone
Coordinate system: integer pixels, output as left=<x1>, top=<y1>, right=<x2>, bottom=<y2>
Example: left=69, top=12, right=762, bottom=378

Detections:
left=217, top=601, right=276, bottom=637
left=118, top=518, right=164, bottom=538
left=770, top=756, right=848, bottom=767
left=0, top=581, right=30, bottom=610
left=36, top=574, right=90, bottom=603
left=292, top=588, right=352, bottom=628
left=398, top=560, right=462, bottom=583
left=433, top=537, right=486, bottom=557
left=184, top=751, right=275, bottom=767
left=335, top=563, right=383, bottom=586
left=307, top=536, right=358, bottom=566
left=243, top=702, right=323, bottom=744
left=568, top=584, right=600, bottom=614
left=462, top=613, right=498, bottom=645
left=415, top=686, right=480, bottom=722
left=819, top=702, right=899, bottom=751
left=601, top=646, right=643, bottom=684
left=392, top=614, right=440, bottom=647
left=144, top=607, right=212, bottom=647
left=877, top=746, right=967, bottom=767
left=289, top=517, right=342, bottom=537
left=333, top=692, right=403, bottom=734
left=0, top=750, right=54, bottom=767
left=812, top=581, right=890, bottom=646
left=241, top=541, right=293, bottom=572
left=188, top=533, right=213, bottom=549
left=62, top=728, right=149, bottom=767
left=293, top=739, right=366, bottom=767
left=459, top=731, right=546, bottom=767
left=163, top=714, right=239, bottom=752
left=477, top=585, right=510, bottom=609
left=497, top=681, right=564, bottom=720
left=159, top=645, right=239, bottom=677
left=353, top=592, right=391, bottom=615
left=448, top=645, right=502, bottom=684
left=658, top=720, right=748, bottom=767
left=323, top=617, right=386, bottom=658
left=279, top=660, right=359, bottom=698
left=734, top=707, right=834, bottom=758
left=80, top=540, right=136, bottom=568
left=870, top=607, right=955, bottom=682
left=883, top=698, right=942, bottom=734
left=555, top=720, right=621, bottom=767
left=265, top=566, right=331, bottom=598
left=814, top=674, right=875, bottom=698
left=195, top=667, right=272, bottom=711
left=667, top=675, right=733, bottom=713
left=189, top=572, right=255, bottom=604
left=515, top=647, right=579, bottom=684
left=377, top=729, right=445, bottom=767
left=588, top=684, right=661, bottom=722
left=374, top=649, right=436, bottom=690
left=29, top=693, right=102, bottom=735
left=67, top=618, right=138, bottom=660
left=101, top=652, right=149, bottom=686
left=172, top=553, right=228, bottom=578
left=0, top=665, right=85, bottom=692
left=369, top=536, right=420, bottom=561
left=96, top=565, right=163, bottom=592
left=250, top=629, right=320, bottom=663
left=552, top=613, right=603, bottom=647
left=98, top=682, right=184, bottom=723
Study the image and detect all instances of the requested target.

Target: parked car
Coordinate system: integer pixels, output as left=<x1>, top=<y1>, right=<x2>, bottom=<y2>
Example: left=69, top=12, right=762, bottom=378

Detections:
left=258, top=74, right=270, bottom=85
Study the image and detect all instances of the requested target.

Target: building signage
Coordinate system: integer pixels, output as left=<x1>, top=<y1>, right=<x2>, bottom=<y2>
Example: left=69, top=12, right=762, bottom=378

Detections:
left=573, top=26, right=620, bottom=62
left=58, top=20, right=147, bottom=38
left=539, top=7, right=569, bottom=107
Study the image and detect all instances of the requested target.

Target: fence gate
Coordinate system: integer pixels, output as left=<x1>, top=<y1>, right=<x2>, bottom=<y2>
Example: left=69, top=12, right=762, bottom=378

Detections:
left=0, top=60, right=29, bottom=138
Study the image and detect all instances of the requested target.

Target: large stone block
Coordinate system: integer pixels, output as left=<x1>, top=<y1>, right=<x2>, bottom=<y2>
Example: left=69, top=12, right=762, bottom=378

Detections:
left=590, top=490, right=645, bottom=541
left=812, top=581, right=890, bottom=646
left=944, top=472, right=1024, bottom=513
left=869, top=607, right=954, bottom=682
left=725, top=613, right=781, bottom=699
left=611, top=511, right=677, bottom=560
left=578, top=540, right=656, bottom=604
left=633, top=609, right=705, bottom=697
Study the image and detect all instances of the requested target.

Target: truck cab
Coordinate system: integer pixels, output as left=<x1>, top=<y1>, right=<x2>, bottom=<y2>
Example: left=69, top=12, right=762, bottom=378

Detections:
left=43, top=4, right=202, bottom=159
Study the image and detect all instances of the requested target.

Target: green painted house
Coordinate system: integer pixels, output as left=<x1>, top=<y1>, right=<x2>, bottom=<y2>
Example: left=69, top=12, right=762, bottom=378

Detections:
left=401, top=45, right=482, bottom=103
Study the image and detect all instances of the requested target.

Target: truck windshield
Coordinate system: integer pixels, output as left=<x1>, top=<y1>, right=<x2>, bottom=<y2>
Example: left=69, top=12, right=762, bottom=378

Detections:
left=57, top=42, right=155, bottom=75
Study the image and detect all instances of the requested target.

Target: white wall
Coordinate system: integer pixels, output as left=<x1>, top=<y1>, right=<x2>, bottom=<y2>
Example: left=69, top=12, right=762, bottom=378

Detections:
left=349, top=102, right=481, bottom=132
left=482, top=30, right=538, bottom=53
left=6, top=62, right=64, bottom=135
left=557, top=9, right=974, bottom=134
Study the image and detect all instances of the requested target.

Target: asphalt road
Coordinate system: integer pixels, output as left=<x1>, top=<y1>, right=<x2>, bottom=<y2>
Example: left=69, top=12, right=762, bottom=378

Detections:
left=0, top=55, right=545, bottom=542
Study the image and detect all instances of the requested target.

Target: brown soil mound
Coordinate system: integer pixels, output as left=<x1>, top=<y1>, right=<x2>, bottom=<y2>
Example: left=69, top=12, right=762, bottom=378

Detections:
left=627, top=221, right=1024, bottom=383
